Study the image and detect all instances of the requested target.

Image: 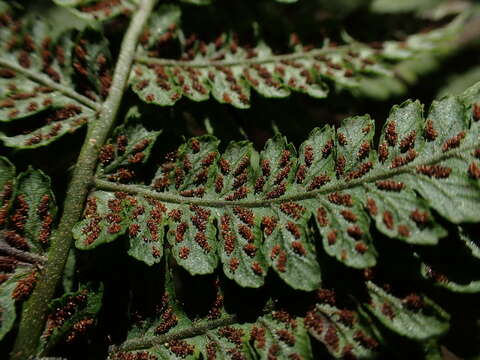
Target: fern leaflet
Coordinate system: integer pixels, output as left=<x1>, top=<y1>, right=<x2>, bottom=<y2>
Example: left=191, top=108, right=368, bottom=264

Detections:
left=72, top=83, right=480, bottom=291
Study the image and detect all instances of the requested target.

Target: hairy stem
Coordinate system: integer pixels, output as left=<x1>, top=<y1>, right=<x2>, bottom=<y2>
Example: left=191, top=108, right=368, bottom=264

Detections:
left=111, top=315, right=238, bottom=353
left=93, top=144, right=476, bottom=208
left=10, top=1, right=156, bottom=358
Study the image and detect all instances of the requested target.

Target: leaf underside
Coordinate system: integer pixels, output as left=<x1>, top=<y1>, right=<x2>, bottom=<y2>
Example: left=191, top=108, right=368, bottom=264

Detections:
left=0, top=159, right=57, bottom=340
left=128, top=5, right=463, bottom=109
left=74, top=83, right=480, bottom=292
left=110, top=268, right=450, bottom=359
left=0, top=2, right=110, bottom=149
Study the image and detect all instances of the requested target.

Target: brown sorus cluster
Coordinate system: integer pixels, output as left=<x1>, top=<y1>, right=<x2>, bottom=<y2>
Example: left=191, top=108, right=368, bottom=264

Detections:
left=322, top=139, right=334, bottom=158
left=397, top=225, right=411, bottom=237
left=378, top=141, right=389, bottom=163
left=167, top=340, right=195, bottom=357
left=280, top=202, right=306, bottom=220
left=295, top=164, right=306, bottom=184
left=154, top=306, right=178, bottom=334
left=328, top=192, right=353, bottom=207
left=110, top=351, right=156, bottom=360
left=229, top=257, right=240, bottom=271
left=289, top=239, right=307, bottom=256
left=37, top=194, right=53, bottom=245
left=275, top=250, right=287, bottom=272
left=335, top=155, right=346, bottom=177
left=0, top=181, right=13, bottom=226
left=346, top=161, right=373, bottom=181
left=206, top=341, right=217, bottom=360
left=375, top=180, right=405, bottom=191
left=424, top=266, right=449, bottom=283
left=410, top=209, right=429, bottom=225
left=242, top=243, right=257, bottom=258
left=251, top=262, right=263, bottom=275
left=66, top=318, right=95, bottom=343
left=5, top=230, right=29, bottom=250
left=316, top=207, right=328, bottom=227
left=238, top=224, right=254, bottom=242
left=276, top=329, right=296, bottom=346
left=11, top=194, right=29, bottom=232
left=233, top=206, right=254, bottom=226
left=304, top=310, right=323, bottom=335
left=175, top=222, right=188, bottom=243
left=385, top=121, right=397, bottom=146
left=402, top=293, right=424, bottom=310
left=442, top=131, right=466, bottom=152
left=424, top=119, right=438, bottom=141
left=390, top=149, right=417, bottom=168
left=12, top=270, right=38, bottom=301
left=337, top=309, right=355, bottom=327
left=250, top=326, right=266, bottom=348
left=308, top=174, right=331, bottom=190
left=357, top=141, right=370, bottom=160
left=207, top=290, right=224, bottom=320
left=254, top=175, right=266, bottom=194
left=219, top=326, right=244, bottom=345
left=399, top=130, right=416, bottom=152
left=337, top=132, right=348, bottom=146
left=469, top=162, right=480, bottom=179
left=225, top=185, right=248, bottom=201
left=366, top=197, right=378, bottom=216
left=383, top=211, right=394, bottom=230
left=272, top=309, right=297, bottom=328
left=304, top=145, right=314, bottom=167
left=178, top=246, right=189, bottom=259
left=325, top=229, right=337, bottom=245
left=219, top=158, right=230, bottom=174
left=325, top=324, right=340, bottom=351
left=79, top=0, right=123, bottom=16
left=215, top=174, right=224, bottom=193
left=261, top=159, right=271, bottom=177
left=220, top=215, right=235, bottom=255
left=317, top=289, right=336, bottom=305
left=286, top=221, right=301, bottom=239
left=355, top=242, right=368, bottom=254
left=347, top=225, right=363, bottom=239
left=265, top=183, right=286, bottom=199
left=353, top=330, right=379, bottom=350
left=261, top=216, right=277, bottom=236
left=381, top=303, right=396, bottom=320
left=416, top=165, right=451, bottom=178
left=340, top=209, right=357, bottom=223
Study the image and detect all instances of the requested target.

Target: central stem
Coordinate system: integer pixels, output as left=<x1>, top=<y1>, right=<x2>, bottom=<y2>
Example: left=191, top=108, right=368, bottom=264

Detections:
left=10, top=1, right=156, bottom=358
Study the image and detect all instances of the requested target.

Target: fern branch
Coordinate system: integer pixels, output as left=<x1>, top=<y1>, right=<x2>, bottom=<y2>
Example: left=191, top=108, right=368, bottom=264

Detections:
left=112, top=314, right=238, bottom=353
left=135, top=47, right=364, bottom=68
left=0, top=58, right=101, bottom=111
left=75, top=86, right=480, bottom=291
left=0, top=238, right=46, bottom=265
left=10, top=1, right=157, bottom=358
left=93, top=143, right=472, bottom=208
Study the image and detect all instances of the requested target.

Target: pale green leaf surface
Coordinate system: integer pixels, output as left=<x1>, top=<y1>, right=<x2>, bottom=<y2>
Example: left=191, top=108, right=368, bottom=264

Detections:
left=365, top=282, right=450, bottom=341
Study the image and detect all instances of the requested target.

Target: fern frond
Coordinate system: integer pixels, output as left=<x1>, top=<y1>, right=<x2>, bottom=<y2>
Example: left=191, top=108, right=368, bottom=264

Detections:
left=73, top=82, right=480, bottom=292
left=52, top=0, right=139, bottom=21
left=53, top=0, right=298, bottom=22
left=39, top=284, right=103, bottom=354
left=128, top=5, right=464, bottom=108
left=110, top=266, right=450, bottom=359
left=0, top=2, right=112, bottom=148
left=0, top=157, right=55, bottom=340
left=179, top=0, right=299, bottom=4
